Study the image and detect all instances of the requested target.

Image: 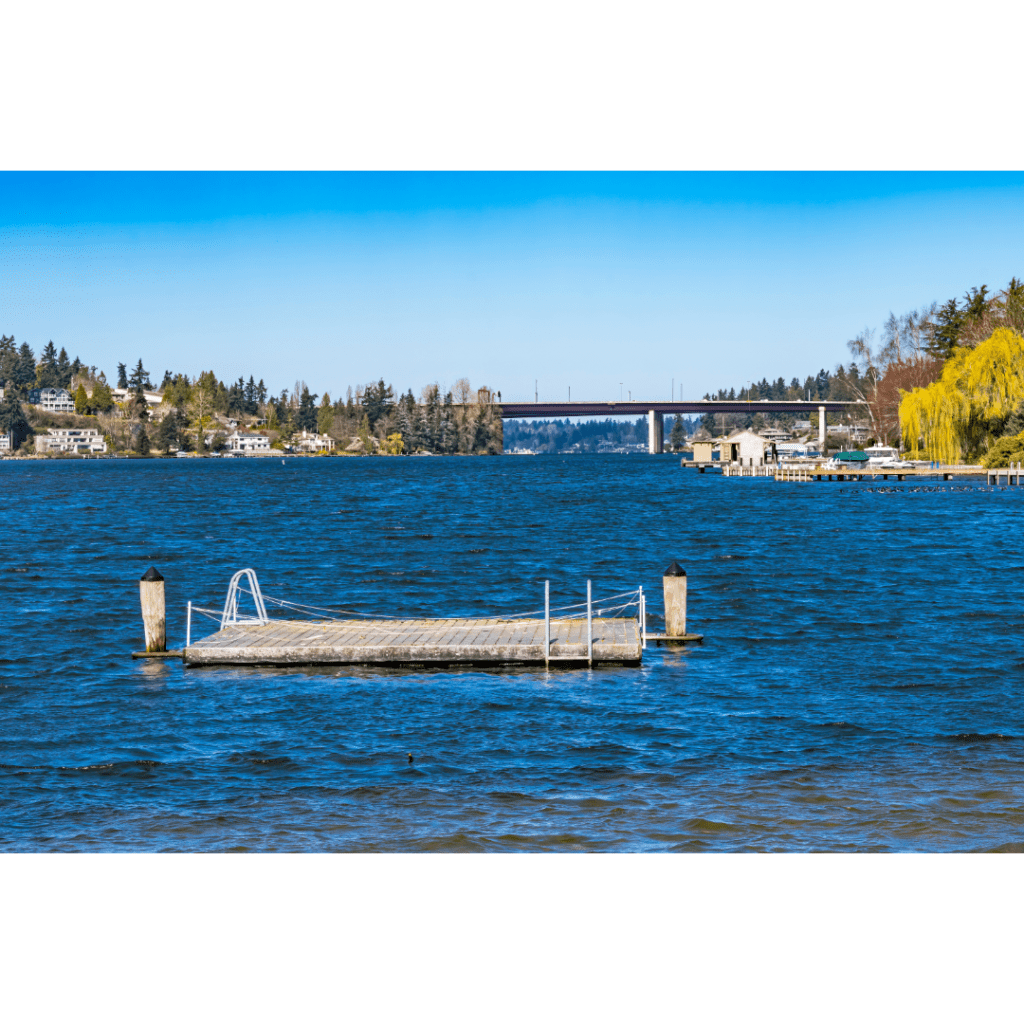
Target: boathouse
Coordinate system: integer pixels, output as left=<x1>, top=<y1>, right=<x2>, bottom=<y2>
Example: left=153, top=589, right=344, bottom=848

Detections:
left=690, top=438, right=716, bottom=464
left=721, top=429, right=776, bottom=467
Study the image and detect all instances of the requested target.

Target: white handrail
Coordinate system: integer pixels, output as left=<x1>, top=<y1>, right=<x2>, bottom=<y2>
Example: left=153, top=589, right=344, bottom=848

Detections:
left=221, top=568, right=270, bottom=628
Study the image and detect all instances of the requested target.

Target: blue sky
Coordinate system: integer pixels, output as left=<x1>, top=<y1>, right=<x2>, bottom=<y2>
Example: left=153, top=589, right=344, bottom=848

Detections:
left=2, top=172, right=1023, bottom=403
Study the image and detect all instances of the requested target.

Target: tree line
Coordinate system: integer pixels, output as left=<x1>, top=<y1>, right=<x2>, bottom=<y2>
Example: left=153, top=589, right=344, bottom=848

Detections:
left=0, top=339, right=503, bottom=456
left=890, top=278, right=1024, bottom=465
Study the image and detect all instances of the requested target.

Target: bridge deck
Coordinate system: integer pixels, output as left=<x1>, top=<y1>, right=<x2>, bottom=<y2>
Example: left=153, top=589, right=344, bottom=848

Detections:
left=184, top=617, right=642, bottom=666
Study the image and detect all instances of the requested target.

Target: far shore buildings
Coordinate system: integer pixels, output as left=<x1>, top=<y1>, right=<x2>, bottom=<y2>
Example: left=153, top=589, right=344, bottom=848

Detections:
left=293, top=430, right=334, bottom=454
left=225, top=430, right=271, bottom=453
left=34, top=428, right=107, bottom=454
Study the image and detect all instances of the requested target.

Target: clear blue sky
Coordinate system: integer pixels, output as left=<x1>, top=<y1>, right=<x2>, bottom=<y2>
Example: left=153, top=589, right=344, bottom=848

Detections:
left=3, top=172, right=1023, bottom=403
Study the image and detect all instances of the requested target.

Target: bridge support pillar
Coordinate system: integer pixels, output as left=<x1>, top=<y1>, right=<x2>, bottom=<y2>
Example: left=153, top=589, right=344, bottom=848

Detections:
left=818, top=405, right=826, bottom=457
left=648, top=410, right=664, bottom=454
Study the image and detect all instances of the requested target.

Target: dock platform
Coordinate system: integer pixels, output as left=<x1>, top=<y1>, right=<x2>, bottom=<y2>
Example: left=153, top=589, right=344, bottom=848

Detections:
left=183, top=616, right=643, bottom=666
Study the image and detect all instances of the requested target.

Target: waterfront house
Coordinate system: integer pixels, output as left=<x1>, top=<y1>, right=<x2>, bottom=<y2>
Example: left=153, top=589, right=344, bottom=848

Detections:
left=294, top=430, right=335, bottom=453
left=720, top=429, right=775, bottom=467
left=34, top=428, right=107, bottom=454
left=0, top=429, right=13, bottom=452
left=225, top=430, right=271, bottom=453
left=34, top=387, right=76, bottom=413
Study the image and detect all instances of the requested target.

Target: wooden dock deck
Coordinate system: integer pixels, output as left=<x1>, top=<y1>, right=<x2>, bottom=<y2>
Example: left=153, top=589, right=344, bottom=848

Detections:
left=774, top=465, right=986, bottom=483
left=183, top=616, right=643, bottom=666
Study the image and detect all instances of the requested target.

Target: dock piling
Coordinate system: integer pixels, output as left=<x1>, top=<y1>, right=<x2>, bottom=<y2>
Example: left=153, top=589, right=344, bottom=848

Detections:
left=544, top=580, right=550, bottom=668
left=139, top=567, right=166, bottom=653
left=186, top=600, right=192, bottom=648
left=663, top=561, right=687, bottom=637
left=587, top=579, right=593, bottom=666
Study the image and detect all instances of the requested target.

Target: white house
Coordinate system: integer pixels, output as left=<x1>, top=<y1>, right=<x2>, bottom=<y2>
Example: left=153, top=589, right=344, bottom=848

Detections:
left=225, top=430, right=271, bottom=453
left=720, top=429, right=775, bottom=467
left=294, top=430, right=334, bottom=453
left=0, top=429, right=13, bottom=452
left=112, top=387, right=164, bottom=408
left=35, top=428, right=107, bottom=454
left=36, top=388, right=75, bottom=413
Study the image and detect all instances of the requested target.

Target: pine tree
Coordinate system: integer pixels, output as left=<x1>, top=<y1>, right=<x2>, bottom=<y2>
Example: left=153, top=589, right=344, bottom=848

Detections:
left=128, top=359, right=151, bottom=394
left=56, top=348, right=72, bottom=389
left=74, top=383, right=89, bottom=414
left=669, top=415, right=685, bottom=451
left=0, top=391, right=31, bottom=448
left=134, top=425, right=151, bottom=456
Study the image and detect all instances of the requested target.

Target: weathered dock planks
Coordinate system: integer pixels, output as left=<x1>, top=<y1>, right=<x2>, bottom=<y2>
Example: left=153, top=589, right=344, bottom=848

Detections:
left=184, top=616, right=642, bottom=666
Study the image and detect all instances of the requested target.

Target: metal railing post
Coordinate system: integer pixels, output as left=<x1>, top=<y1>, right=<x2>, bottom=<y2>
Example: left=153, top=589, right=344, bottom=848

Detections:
left=545, top=579, right=550, bottom=668
left=587, top=579, right=593, bottom=667
left=639, top=585, right=646, bottom=648
left=186, top=601, right=192, bottom=648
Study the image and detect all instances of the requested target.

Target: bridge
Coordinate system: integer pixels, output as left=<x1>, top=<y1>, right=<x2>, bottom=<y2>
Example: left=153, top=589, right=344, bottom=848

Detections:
left=497, top=400, right=863, bottom=454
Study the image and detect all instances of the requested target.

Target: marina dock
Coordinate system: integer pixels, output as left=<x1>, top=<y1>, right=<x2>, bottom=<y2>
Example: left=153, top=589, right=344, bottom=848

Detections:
left=183, top=615, right=643, bottom=666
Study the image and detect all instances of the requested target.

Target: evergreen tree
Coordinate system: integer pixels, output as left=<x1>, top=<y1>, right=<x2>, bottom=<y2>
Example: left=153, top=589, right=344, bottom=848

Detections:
left=363, top=378, right=394, bottom=427
left=134, top=425, right=151, bottom=456
left=36, top=341, right=59, bottom=387
left=0, top=391, right=31, bottom=449
left=56, top=348, right=72, bottom=388
left=91, top=379, right=114, bottom=412
left=155, top=410, right=180, bottom=450
left=117, top=362, right=128, bottom=389
left=13, top=343, right=36, bottom=389
left=317, top=393, right=334, bottom=434
left=160, top=370, right=173, bottom=390
left=296, top=386, right=319, bottom=432
left=669, top=415, right=685, bottom=451
left=74, top=383, right=89, bottom=413
left=927, top=298, right=966, bottom=359
left=128, top=359, right=151, bottom=394
left=0, top=335, right=17, bottom=386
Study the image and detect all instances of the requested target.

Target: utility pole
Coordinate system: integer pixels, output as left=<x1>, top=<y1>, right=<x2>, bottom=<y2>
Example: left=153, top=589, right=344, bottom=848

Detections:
left=535, top=380, right=538, bottom=403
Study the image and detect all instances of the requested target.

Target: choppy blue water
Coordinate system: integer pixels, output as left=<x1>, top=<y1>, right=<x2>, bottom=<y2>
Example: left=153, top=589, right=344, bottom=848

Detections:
left=2, top=455, right=1023, bottom=852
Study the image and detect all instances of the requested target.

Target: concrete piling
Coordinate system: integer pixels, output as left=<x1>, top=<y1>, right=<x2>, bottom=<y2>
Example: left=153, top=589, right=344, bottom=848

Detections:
left=139, top=567, right=166, bottom=653
left=662, top=561, right=687, bottom=637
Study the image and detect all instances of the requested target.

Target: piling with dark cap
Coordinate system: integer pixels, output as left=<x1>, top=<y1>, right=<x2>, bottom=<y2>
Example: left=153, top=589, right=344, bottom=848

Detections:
left=139, top=567, right=166, bottom=653
left=662, top=561, right=687, bottom=637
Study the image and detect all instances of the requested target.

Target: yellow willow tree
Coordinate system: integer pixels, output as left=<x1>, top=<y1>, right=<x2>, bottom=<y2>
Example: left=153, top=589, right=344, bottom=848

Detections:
left=900, top=327, right=1024, bottom=462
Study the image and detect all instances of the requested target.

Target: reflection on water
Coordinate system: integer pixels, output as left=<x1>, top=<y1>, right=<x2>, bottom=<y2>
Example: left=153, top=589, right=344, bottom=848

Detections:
left=1, top=455, right=1023, bottom=851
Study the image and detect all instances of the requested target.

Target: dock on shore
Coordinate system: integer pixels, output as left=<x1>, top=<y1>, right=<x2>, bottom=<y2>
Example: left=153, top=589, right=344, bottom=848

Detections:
left=771, top=465, right=987, bottom=483
left=183, top=616, right=642, bottom=667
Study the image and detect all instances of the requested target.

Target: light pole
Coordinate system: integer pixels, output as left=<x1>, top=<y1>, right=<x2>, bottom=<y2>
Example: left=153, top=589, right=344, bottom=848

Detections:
left=619, top=383, right=623, bottom=401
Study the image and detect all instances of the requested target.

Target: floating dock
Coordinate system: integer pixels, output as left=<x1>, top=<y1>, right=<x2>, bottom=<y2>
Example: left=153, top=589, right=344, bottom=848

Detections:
left=770, top=465, right=986, bottom=483
left=183, top=616, right=643, bottom=667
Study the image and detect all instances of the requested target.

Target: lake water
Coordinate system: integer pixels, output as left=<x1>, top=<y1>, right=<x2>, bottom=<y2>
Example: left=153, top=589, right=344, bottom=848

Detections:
left=2, top=455, right=1023, bottom=852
